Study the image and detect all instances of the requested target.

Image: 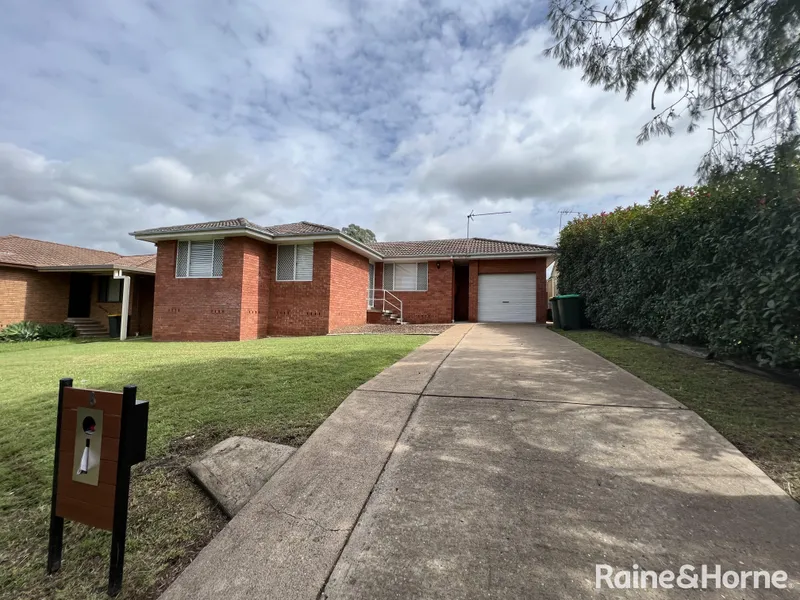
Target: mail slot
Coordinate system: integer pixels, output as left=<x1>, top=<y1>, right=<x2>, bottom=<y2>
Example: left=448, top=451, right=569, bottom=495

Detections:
left=47, top=378, right=149, bottom=596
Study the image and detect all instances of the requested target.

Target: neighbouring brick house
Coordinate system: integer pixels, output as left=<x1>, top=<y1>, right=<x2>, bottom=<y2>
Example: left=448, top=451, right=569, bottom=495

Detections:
left=132, top=218, right=557, bottom=342
left=0, top=235, right=156, bottom=338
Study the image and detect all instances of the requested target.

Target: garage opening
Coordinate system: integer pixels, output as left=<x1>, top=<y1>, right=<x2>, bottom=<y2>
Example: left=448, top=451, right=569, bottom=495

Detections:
left=477, top=273, right=536, bottom=323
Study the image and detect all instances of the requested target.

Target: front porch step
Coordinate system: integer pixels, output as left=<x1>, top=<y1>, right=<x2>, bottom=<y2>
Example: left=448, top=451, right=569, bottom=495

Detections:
left=65, top=318, right=109, bottom=338
left=368, top=309, right=405, bottom=326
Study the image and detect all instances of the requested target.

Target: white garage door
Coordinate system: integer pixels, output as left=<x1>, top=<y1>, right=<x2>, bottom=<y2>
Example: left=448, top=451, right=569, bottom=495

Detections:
left=478, top=273, right=536, bottom=323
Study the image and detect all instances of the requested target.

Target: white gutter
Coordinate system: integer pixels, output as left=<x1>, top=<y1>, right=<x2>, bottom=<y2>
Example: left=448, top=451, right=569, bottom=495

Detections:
left=38, top=264, right=155, bottom=275
left=113, top=269, right=131, bottom=341
left=131, top=228, right=384, bottom=261
left=131, top=225, right=554, bottom=264
left=132, top=227, right=273, bottom=243
left=272, top=233, right=384, bottom=261
left=382, top=251, right=557, bottom=262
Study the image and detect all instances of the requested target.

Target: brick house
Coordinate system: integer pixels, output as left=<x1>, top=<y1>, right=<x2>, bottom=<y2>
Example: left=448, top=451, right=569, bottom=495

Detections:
left=132, top=218, right=557, bottom=342
left=0, top=235, right=156, bottom=338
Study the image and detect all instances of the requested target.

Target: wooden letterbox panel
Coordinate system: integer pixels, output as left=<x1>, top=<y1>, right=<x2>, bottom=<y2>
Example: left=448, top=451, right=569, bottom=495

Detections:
left=55, top=388, right=123, bottom=531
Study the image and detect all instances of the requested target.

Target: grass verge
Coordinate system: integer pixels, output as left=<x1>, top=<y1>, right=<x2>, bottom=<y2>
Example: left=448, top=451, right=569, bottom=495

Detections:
left=0, top=334, right=430, bottom=599
left=554, top=329, right=799, bottom=503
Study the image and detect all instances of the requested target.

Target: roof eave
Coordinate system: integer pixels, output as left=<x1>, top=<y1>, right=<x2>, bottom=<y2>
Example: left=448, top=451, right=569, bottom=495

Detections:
left=0, top=261, right=37, bottom=270
left=273, top=232, right=383, bottom=260
left=38, top=264, right=156, bottom=275
left=381, top=250, right=558, bottom=262
left=131, top=226, right=275, bottom=243
left=131, top=228, right=384, bottom=261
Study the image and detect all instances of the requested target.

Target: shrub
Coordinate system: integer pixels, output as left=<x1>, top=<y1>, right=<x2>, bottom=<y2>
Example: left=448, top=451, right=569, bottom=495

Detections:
left=39, top=323, right=77, bottom=340
left=0, top=321, right=77, bottom=342
left=557, top=143, right=800, bottom=369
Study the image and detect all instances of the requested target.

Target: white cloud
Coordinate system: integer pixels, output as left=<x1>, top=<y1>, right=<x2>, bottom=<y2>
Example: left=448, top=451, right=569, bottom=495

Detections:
left=0, top=1, right=711, bottom=251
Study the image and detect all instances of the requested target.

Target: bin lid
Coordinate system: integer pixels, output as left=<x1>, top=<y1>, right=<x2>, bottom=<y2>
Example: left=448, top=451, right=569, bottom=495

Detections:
left=555, top=294, right=581, bottom=299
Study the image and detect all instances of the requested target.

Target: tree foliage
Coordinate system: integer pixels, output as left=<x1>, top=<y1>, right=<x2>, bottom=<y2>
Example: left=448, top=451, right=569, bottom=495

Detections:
left=557, top=143, right=800, bottom=369
left=546, top=0, right=800, bottom=172
left=341, top=223, right=377, bottom=244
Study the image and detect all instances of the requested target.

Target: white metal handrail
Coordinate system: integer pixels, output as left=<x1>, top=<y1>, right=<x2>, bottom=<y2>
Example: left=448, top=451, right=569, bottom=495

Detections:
left=369, top=289, right=403, bottom=323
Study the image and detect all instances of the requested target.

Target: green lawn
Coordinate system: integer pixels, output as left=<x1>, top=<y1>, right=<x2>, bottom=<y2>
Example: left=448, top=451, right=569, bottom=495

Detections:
left=554, top=329, right=800, bottom=503
left=0, top=334, right=430, bottom=600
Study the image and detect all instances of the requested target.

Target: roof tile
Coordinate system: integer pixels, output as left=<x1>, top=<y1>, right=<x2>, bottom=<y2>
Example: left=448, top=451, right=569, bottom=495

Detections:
left=130, top=218, right=556, bottom=258
left=0, top=235, right=156, bottom=272
left=268, top=221, right=340, bottom=235
left=366, top=238, right=556, bottom=258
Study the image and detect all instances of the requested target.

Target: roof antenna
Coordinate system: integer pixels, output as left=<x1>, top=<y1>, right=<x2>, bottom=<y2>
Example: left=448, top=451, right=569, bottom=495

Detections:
left=466, top=210, right=511, bottom=237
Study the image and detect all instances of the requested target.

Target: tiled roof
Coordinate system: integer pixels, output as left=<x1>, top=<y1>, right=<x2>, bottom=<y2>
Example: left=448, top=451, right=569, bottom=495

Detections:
left=132, top=217, right=271, bottom=236
left=132, top=219, right=337, bottom=237
left=268, top=222, right=339, bottom=235
left=131, top=218, right=556, bottom=259
left=0, top=235, right=156, bottom=273
left=367, top=238, right=556, bottom=258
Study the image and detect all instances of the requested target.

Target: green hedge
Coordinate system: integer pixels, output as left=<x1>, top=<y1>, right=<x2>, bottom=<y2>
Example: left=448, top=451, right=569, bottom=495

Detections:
left=557, top=147, right=800, bottom=369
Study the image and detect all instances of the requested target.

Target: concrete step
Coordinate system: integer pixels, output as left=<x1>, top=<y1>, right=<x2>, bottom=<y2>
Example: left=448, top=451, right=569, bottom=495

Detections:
left=65, top=318, right=109, bottom=338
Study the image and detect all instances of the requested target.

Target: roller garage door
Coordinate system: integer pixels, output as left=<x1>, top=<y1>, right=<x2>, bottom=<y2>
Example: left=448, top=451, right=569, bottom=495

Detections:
left=477, top=273, right=536, bottom=323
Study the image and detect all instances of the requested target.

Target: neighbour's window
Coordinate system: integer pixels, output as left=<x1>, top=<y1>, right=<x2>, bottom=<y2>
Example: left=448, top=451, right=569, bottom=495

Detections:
left=98, top=276, right=122, bottom=302
left=176, top=239, right=224, bottom=278
left=276, top=244, right=314, bottom=281
left=384, top=262, right=428, bottom=291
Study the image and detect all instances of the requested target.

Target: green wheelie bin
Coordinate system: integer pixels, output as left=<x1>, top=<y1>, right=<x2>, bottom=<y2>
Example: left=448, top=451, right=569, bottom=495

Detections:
left=549, top=297, right=562, bottom=328
left=556, top=294, right=583, bottom=330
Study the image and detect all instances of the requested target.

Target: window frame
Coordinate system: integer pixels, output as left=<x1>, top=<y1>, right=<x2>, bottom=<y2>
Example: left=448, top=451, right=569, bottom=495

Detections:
left=98, top=275, right=122, bottom=302
left=384, top=261, right=428, bottom=292
left=176, top=239, right=224, bottom=279
left=276, top=243, right=314, bottom=282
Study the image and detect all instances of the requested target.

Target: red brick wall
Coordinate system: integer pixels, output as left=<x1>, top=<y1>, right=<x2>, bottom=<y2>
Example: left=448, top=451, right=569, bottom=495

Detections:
left=268, top=242, right=332, bottom=336
left=239, top=238, right=270, bottom=340
left=468, top=261, right=479, bottom=322
left=152, top=238, right=247, bottom=341
left=0, top=266, right=70, bottom=328
left=328, top=245, right=369, bottom=331
left=468, top=258, right=548, bottom=323
left=378, top=261, right=453, bottom=324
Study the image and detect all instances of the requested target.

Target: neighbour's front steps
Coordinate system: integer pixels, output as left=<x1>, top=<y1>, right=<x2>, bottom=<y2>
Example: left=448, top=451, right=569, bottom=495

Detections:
left=65, top=317, right=108, bottom=338
left=366, top=309, right=406, bottom=325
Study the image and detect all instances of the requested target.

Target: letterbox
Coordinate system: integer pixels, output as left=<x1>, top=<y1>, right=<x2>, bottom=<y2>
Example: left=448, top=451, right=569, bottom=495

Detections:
left=47, top=378, right=148, bottom=596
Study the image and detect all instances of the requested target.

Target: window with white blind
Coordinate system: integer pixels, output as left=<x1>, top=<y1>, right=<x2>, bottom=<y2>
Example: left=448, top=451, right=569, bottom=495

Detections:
left=383, top=262, right=428, bottom=291
left=175, top=239, right=224, bottom=278
left=276, top=244, right=314, bottom=281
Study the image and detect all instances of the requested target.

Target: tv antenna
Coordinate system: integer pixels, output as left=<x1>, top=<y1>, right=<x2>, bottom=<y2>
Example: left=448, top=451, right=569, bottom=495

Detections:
left=558, top=209, right=581, bottom=230
left=466, top=210, right=511, bottom=237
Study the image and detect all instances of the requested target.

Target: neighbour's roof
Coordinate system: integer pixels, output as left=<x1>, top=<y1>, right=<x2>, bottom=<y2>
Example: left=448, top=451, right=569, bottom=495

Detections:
left=131, top=218, right=557, bottom=260
left=367, top=238, right=556, bottom=258
left=0, top=235, right=156, bottom=273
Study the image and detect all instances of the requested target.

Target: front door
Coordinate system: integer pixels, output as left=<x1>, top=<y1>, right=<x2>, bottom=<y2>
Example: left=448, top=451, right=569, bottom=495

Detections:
left=453, top=265, right=470, bottom=321
left=68, top=274, right=93, bottom=318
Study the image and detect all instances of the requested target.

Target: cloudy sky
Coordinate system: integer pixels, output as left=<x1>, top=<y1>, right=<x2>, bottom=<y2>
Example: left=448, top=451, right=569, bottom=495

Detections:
left=0, top=0, right=711, bottom=254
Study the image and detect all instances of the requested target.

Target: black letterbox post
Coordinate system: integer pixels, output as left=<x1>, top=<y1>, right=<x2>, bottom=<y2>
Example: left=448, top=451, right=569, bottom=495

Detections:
left=47, top=379, right=149, bottom=596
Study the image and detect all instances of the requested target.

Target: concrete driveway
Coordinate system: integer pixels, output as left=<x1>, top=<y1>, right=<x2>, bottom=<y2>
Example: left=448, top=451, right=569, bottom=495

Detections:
left=162, top=324, right=800, bottom=600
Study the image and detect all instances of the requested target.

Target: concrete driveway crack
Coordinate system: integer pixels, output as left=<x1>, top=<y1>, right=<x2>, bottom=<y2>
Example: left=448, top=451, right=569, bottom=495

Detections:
left=267, top=502, right=348, bottom=533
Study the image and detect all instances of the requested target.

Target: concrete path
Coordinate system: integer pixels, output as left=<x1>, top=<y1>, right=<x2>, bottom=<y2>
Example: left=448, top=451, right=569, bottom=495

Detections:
left=161, top=324, right=800, bottom=600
